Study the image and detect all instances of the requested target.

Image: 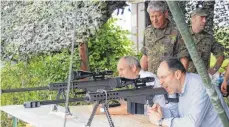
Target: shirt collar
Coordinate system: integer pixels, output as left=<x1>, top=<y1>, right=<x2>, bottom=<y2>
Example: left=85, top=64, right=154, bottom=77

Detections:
left=180, top=73, right=189, bottom=96
left=189, top=27, right=195, bottom=35
left=139, top=69, right=144, bottom=75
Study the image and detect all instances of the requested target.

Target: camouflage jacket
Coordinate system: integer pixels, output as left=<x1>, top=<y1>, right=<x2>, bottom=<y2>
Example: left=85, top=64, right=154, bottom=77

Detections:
left=141, top=21, right=189, bottom=73
left=188, top=30, right=224, bottom=73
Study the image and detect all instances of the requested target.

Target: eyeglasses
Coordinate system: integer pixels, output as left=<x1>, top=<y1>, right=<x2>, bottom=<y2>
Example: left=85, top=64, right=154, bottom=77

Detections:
left=158, top=71, right=174, bottom=80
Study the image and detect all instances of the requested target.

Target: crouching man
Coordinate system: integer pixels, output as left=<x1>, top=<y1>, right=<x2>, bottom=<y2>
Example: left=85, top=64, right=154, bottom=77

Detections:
left=148, top=58, right=223, bottom=127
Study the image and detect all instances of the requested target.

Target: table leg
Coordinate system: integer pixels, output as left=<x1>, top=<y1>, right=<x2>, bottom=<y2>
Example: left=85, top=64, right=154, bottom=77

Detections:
left=12, top=117, right=17, bottom=127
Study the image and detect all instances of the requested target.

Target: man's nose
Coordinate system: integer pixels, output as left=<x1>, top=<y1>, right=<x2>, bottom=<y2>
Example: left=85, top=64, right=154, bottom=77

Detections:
left=159, top=79, right=164, bottom=86
left=153, top=17, right=158, bottom=23
left=202, top=17, right=206, bottom=23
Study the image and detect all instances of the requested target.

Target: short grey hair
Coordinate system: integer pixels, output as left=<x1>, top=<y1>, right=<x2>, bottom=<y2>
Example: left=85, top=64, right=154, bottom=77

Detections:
left=120, top=56, right=141, bottom=69
left=147, top=1, right=167, bottom=13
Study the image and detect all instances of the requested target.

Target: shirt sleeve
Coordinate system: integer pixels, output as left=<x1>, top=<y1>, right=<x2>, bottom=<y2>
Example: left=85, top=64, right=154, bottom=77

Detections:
left=161, top=102, right=179, bottom=118
left=163, top=85, right=212, bottom=127
left=211, top=38, right=224, bottom=58
left=141, top=30, right=147, bottom=55
left=176, top=33, right=190, bottom=59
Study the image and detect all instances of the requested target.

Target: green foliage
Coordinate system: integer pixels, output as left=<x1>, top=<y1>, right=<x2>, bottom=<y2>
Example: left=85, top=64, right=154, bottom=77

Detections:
left=209, top=27, right=229, bottom=73
left=214, top=27, right=229, bottom=59
left=88, top=18, right=134, bottom=73
left=210, top=54, right=229, bottom=73
left=1, top=49, right=80, bottom=127
left=1, top=18, right=134, bottom=126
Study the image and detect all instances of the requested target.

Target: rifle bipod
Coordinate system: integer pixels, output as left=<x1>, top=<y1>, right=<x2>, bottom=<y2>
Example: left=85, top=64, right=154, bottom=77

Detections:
left=54, top=89, right=72, bottom=115
left=86, top=101, right=115, bottom=127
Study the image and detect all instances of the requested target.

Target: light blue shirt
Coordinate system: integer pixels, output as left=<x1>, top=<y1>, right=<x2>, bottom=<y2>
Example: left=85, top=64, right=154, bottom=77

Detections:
left=163, top=73, right=223, bottom=127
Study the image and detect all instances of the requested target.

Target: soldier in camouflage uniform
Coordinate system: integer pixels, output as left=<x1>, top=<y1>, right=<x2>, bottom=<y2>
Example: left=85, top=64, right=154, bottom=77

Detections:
left=140, top=1, right=189, bottom=74
left=188, top=8, right=225, bottom=74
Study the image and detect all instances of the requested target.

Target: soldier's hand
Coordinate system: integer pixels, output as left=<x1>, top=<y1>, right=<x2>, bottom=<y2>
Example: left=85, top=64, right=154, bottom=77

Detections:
left=221, top=80, right=228, bottom=95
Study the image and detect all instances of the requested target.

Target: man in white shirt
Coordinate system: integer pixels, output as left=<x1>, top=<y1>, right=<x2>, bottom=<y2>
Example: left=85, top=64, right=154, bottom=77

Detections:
left=96, top=56, right=176, bottom=115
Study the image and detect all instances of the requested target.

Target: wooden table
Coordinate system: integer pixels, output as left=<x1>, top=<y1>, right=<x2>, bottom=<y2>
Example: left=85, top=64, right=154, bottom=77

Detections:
left=0, top=105, right=157, bottom=127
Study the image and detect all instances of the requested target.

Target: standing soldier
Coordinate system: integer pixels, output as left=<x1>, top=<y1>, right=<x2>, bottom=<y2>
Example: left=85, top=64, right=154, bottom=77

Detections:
left=140, top=1, right=189, bottom=74
left=188, top=8, right=225, bottom=74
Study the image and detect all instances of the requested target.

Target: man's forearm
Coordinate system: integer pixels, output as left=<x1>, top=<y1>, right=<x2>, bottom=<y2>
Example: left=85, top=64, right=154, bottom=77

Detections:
left=224, top=64, right=229, bottom=82
left=214, top=55, right=224, bottom=71
left=96, top=103, right=129, bottom=115
left=108, top=104, right=129, bottom=115
left=140, top=55, right=148, bottom=71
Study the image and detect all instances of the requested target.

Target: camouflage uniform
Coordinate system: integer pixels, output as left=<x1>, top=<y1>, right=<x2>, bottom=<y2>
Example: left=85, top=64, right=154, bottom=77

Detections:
left=141, top=21, right=189, bottom=74
left=188, top=30, right=224, bottom=73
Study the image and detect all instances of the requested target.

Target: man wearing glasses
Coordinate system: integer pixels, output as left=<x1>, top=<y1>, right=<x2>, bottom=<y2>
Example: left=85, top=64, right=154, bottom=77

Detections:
left=147, top=58, right=223, bottom=127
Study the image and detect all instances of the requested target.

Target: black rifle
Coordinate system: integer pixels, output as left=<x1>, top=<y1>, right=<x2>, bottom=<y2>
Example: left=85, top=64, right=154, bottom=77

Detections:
left=23, top=86, right=174, bottom=127
left=1, top=71, right=154, bottom=94
left=84, top=86, right=176, bottom=127
left=3, top=70, right=154, bottom=109
left=0, top=70, right=117, bottom=113
left=0, top=70, right=114, bottom=94
left=85, top=87, right=173, bottom=105
left=1, top=70, right=156, bottom=121
left=20, top=76, right=155, bottom=107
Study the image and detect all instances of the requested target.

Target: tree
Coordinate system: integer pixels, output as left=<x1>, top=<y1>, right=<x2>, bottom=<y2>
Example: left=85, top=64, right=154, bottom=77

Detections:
left=1, top=1, right=127, bottom=61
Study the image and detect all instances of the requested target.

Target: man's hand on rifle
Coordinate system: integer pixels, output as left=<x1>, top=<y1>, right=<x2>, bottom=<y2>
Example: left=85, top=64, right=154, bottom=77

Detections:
left=148, top=103, right=163, bottom=125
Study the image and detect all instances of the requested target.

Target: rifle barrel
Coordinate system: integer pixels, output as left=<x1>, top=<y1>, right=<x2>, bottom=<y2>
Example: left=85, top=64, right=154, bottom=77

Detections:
left=24, top=97, right=87, bottom=108
left=1, top=86, right=49, bottom=94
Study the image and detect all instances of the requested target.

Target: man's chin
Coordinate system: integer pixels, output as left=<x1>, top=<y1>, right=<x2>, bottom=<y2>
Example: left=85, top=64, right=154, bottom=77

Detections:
left=200, top=26, right=205, bottom=31
left=152, top=24, right=161, bottom=29
left=154, top=26, right=161, bottom=29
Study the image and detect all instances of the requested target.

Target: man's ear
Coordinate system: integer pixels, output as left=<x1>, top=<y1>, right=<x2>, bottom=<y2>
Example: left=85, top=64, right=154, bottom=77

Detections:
left=175, top=70, right=182, bottom=80
left=131, top=65, right=137, bottom=72
left=164, top=10, right=169, bottom=18
left=191, top=16, right=196, bottom=24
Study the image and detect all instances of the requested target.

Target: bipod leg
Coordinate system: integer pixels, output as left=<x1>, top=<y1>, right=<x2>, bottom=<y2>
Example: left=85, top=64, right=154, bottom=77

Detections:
left=85, top=101, right=100, bottom=127
left=103, top=103, right=115, bottom=127
left=52, top=90, right=63, bottom=111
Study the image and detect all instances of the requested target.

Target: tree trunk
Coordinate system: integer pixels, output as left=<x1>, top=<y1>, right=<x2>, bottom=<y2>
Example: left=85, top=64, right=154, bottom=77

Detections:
left=166, top=1, right=229, bottom=126
left=79, top=42, right=89, bottom=71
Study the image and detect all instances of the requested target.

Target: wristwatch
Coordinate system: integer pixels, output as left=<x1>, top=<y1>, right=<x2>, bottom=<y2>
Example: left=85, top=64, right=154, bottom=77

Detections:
left=157, top=118, right=164, bottom=126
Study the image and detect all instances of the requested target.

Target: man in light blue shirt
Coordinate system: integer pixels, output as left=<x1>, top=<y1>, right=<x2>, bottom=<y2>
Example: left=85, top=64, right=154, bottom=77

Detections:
left=148, top=58, right=223, bottom=127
